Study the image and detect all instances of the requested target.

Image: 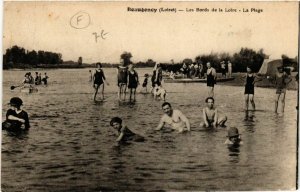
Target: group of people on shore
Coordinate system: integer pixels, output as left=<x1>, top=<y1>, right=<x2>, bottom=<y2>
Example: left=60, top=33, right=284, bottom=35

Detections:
left=171, top=60, right=233, bottom=80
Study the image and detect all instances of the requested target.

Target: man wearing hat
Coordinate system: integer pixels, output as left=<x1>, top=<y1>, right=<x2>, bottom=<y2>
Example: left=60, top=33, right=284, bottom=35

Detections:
left=224, top=127, right=242, bottom=145
left=3, top=97, right=30, bottom=131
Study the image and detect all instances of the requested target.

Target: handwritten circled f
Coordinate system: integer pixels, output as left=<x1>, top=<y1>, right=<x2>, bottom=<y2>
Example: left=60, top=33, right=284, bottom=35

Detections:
left=70, top=11, right=91, bottom=29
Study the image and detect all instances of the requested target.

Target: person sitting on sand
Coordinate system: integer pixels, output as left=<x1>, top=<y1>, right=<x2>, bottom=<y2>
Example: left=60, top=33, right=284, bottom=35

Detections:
left=267, top=66, right=292, bottom=113
left=155, top=102, right=190, bottom=133
left=2, top=97, right=30, bottom=132
left=92, top=63, right=109, bottom=102
left=224, top=127, right=242, bottom=146
left=117, top=61, right=129, bottom=101
left=199, top=97, right=227, bottom=128
left=153, top=84, right=167, bottom=101
left=110, top=117, right=144, bottom=144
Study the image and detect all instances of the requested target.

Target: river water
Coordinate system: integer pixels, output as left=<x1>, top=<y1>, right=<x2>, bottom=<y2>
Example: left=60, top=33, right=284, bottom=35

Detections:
left=2, top=68, right=297, bottom=191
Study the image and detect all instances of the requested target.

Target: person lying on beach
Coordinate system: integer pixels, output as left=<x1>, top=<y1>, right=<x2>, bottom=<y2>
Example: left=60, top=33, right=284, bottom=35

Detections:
left=155, top=102, right=190, bottom=133
left=110, top=117, right=144, bottom=145
left=199, top=97, right=227, bottom=128
left=153, top=84, right=166, bottom=101
left=2, top=97, right=30, bottom=132
left=224, top=127, right=242, bottom=146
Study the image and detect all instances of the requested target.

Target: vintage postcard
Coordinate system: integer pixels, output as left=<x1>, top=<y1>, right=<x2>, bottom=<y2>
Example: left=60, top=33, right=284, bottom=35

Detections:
left=2, top=1, right=298, bottom=191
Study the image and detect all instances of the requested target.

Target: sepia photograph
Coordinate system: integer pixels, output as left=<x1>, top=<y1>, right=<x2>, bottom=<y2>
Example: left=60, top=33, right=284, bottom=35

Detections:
left=1, top=1, right=299, bottom=191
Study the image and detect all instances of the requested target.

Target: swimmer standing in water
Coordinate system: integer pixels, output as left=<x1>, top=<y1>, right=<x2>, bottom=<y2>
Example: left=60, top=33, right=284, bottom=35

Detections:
left=127, top=64, right=139, bottom=102
left=242, top=66, right=262, bottom=111
left=117, top=60, right=129, bottom=101
left=206, top=62, right=217, bottom=98
left=199, top=97, right=227, bottom=128
left=268, top=66, right=292, bottom=113
left=92, top=63, right=109, bottom=102
left=3, top=97, right=30, bottom=132
left=155, top=102, right=190, bottom=133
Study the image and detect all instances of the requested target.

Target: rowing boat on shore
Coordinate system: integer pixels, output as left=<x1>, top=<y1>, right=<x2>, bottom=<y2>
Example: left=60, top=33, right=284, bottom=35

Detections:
left=164, top=77, right=235, bottom=83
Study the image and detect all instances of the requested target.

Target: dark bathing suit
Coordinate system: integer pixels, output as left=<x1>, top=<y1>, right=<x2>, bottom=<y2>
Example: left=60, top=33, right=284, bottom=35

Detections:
left=151, top=69, right=162, bottom=87
left=118, top=67, right=128, bottom=86
left=244, top=74, right=255, bottom=95
left=118, top=126, right=144, bottom=142
left=207, top=70, right=216, bottom=87
left=142, top=78, right=148, bottom=87
left=4, top=109, right=30, bottom=132
left=128, top=70, right=138, bottom=89
left=94, top=69, right=105, bottom=85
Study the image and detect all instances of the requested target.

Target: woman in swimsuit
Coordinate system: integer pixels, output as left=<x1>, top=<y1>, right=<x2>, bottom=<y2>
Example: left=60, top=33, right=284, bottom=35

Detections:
left=127, top=64, right=139, bottom=102
left=242, top=67, right=262, bottom=111
left=93, top=63, right=109, bottom=101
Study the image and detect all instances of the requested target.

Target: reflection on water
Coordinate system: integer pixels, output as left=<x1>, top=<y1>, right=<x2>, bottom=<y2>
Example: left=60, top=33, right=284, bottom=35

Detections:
left=2, top=68, right=297, bottom=191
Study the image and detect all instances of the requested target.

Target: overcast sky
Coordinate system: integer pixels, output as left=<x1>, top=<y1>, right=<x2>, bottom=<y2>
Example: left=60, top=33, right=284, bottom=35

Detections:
left=3, top=1, right=299, bottom=64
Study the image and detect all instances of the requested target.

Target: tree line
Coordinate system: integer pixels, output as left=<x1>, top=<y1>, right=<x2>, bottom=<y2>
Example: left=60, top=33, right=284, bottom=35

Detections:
left=118, top=48, right=268, bottom=72
left=3, top=45, right=63, bottom=69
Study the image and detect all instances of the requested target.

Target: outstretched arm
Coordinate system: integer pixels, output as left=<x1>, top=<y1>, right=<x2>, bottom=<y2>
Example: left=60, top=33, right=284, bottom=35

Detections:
left=116, top=132, right=124, bottom=142
left=253, top=74, right=263, bottom=84
left=213, top=109, right=218, bottom=128
left=179, top=112, right=190, bottom=132
left=203, top=108, right=209, bottom=127
left=155, top=118, right=165, bottom=130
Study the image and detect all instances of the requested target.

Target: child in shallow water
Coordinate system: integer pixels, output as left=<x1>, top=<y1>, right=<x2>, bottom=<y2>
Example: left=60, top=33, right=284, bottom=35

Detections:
left=110, top=117, right=144, bottom=144
left=224, top=127, right=242, bottom=146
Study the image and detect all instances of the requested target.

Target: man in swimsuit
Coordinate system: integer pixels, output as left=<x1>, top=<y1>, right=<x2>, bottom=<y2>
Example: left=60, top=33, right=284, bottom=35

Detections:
left=117, top=60, right=128, bottom=101
left=206, top=62, right=217, bottom=98
left=242, top=66, right=262, bottom=111
left=268, top=66, right=292, bottom=113
left=155, top=102, right=190, bottom=133
left=200, top=97, right=227, bottom=128
left=92, top=63, right=109, bottom=101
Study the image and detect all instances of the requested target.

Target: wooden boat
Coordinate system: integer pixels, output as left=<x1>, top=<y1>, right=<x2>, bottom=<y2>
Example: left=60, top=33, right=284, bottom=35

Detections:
left=164, top=77, right=235, bottom=83
left=20, top=86, right=38, bottom=93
